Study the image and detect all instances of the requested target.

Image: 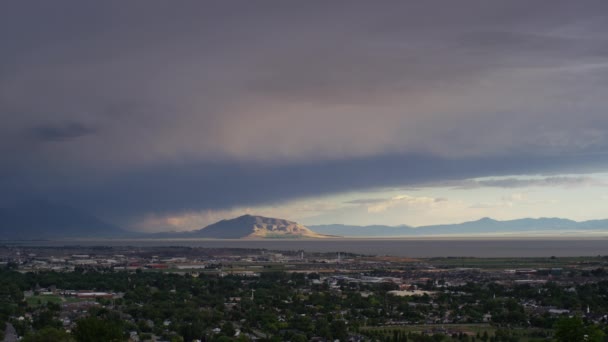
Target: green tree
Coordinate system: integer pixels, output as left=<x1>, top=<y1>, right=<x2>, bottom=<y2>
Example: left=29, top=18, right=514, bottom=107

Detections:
left=291, top=333, right=308, bottom=342
left=330, top=320, right=348, bottom=341
left=32, top=310, right=62, bottom=330
left=554, top=316, right=604, bottom=342
left=22, top=327, right=74, bottom=342
left=73, top=317, right=125, bottom=342
left=221, top=321, right=236, bottom=337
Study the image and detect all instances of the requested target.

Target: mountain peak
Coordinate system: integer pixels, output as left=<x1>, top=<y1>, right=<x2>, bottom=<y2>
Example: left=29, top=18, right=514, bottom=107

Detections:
left=477, top=217, right=496, bottom=222
left=193, top=215, right=327, bottom=239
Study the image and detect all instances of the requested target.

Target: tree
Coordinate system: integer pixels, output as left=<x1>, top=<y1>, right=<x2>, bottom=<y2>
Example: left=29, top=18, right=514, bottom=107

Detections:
left=554, top=316, right=604, bottom=342
left=316, top=318, right=331, bottom=338
left=32, top=310, right=62, bottom=330
left=291, top=333, right=308, bottom=342
left=221, top=321, right=236, bottom=337
left=73, top=317, right=125, bottom=342
left=22, top=327, right=74, bottom=342
left=330, top=320, right=348, bottom=341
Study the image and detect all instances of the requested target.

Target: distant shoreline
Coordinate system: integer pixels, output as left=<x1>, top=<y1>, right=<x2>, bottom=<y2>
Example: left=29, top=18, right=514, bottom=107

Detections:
left=3, top=238, right=608, bottom=258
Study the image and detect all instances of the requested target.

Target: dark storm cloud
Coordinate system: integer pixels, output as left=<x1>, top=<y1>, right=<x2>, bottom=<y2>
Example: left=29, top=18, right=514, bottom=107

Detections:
left=3, top=151, right=605, bottom=226
left=2, top=1, right=608, bottom=227
left=30, top=122, right=98, bottom=142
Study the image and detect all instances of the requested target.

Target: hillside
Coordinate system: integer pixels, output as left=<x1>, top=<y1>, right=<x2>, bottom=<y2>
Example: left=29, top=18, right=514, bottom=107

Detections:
left=191, top=215, right=329, bottom=239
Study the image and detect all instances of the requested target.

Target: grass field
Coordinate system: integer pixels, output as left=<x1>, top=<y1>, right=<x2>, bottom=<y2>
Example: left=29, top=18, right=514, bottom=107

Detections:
left=26, top=294, right=62, bottom=307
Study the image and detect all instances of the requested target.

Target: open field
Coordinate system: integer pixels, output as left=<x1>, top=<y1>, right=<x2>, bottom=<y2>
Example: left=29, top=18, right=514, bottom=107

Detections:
left=25, top=294, right=62, bottom=307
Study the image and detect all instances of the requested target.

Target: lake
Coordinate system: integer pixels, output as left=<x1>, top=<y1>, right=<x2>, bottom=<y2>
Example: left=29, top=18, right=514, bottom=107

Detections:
left=5, top=238, right=608, bottom=257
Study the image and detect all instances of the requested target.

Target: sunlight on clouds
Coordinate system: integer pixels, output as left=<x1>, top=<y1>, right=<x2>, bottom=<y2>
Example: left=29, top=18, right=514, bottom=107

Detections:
left=136, top=209, right=248, bottom=232
left=502, top=193, right=526, bottom=201
left=366, top=195, right=446, bottom=213
left=134, top=200, right=343, bottom=232
left=134, top=172, right=608, bottom=231
left=423, top=175, right=608, bottom=190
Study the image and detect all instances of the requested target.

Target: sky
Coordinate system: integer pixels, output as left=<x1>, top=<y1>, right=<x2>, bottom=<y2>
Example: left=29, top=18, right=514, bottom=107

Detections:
left=2, top=1, right=608, bottom=232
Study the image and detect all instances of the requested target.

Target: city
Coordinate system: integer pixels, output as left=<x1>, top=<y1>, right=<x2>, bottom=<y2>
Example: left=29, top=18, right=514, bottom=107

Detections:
left=1, top=246, right=607, bottom=341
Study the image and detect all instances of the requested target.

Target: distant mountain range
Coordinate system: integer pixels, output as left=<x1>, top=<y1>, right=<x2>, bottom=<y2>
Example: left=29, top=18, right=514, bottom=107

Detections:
left=1, top=200, right=608, bottom=240
left=310, top=217, right=608, bottom=237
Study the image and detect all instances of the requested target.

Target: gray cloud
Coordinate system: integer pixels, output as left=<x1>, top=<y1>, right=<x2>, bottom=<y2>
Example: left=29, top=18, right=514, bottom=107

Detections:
left=30, top=122, right=98, bottom=142
left=445, top=176, right=607, bottom=190
left=476, top=176, right=606, bottom=189
left=2, top=1, right=608, bottom=227
left=344, top=199, right=387, bottom=205
left=3, top=1, right=608, bottom=165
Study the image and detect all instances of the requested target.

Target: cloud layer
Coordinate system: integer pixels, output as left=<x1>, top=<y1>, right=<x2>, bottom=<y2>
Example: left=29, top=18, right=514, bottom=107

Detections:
left=430, top=176, right=608, bottom=190
left=2, top=1, right=608, bottom=228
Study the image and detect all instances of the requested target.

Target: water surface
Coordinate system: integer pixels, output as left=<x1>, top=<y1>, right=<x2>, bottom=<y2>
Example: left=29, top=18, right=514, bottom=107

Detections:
left=6, top=238, right=608, bottom=257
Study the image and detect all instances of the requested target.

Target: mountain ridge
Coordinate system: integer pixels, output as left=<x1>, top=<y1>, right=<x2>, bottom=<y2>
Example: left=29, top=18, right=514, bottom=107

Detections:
left=310, top=217, right=608, bottom=237
left=188, top=214, right=330, bottom=239
left=1, top=200, right=608, bottom=239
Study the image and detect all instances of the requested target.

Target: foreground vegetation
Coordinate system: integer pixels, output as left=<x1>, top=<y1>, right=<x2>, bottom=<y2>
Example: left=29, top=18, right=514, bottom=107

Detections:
left=1, top=264, right=608, bottom=341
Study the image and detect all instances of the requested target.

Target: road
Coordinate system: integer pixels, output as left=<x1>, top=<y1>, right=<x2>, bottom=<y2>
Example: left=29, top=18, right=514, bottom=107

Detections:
left=2, top=323, right=18, bottom=342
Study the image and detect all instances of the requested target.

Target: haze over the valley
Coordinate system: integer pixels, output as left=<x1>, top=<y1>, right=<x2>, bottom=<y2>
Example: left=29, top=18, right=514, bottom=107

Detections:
left=2, top=1, right=608, bottom=235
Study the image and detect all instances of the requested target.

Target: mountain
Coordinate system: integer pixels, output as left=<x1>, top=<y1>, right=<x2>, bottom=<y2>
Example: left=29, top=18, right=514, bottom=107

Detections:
left=189, top=215, right=329, bottom=239
left=409, top=217, right=580, bottom=235
left=311, top=217, right=608, bottom=237
left=0, top=200, right=127, bottom=239
left=3, top=200, right=607, bottom=240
